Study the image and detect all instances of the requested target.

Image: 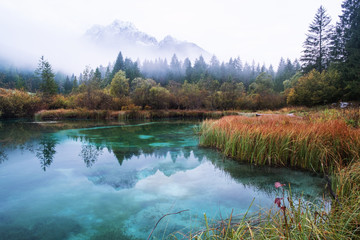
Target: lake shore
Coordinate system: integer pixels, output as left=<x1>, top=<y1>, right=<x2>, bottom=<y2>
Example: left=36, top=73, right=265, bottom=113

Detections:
left=34, top=109, right=241, bottom=120
left=196, top=109, right=360, bottom=239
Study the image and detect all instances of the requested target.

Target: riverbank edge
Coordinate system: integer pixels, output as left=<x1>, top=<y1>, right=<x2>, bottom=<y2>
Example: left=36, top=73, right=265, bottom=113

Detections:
left=34, top=109, right=243, bottom=121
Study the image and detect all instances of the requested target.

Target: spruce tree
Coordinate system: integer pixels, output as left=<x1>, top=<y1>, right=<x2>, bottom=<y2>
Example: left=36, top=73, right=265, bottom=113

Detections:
left=35, top=56, right=58, bottom=96
left=170, top=54, right=182, bottom=82
left=72, top=77, right=78, bottom=93
left=111, top=51, right=124, bottom=80
left=92, top=67, right=102, bottom=88
left=63, top=76, right=73, bottom=94
left=301, top=6, right=333, bottom=73
left=336, top=0, right=360, bottom=99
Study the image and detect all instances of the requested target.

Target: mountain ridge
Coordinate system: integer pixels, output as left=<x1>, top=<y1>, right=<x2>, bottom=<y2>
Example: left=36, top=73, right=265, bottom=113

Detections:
left=84, top=20, right=211, bottom=61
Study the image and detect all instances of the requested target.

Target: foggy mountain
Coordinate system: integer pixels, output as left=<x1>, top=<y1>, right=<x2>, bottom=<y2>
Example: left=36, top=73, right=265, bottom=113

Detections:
left=84, top=20, right=211, bottom=61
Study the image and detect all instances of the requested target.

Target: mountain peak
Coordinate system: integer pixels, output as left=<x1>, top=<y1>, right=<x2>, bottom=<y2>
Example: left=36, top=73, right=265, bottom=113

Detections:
left=159, top=35, right=180, bottom=45
left=84, top=20, right=210, bottom=60
left=110, top=20, right=137, bottom=31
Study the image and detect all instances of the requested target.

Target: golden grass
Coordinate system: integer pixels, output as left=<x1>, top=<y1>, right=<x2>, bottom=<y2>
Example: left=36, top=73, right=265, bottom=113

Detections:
left=194, top=111, right=360, bottom=239
left=199, top=114, right=360, bottom=174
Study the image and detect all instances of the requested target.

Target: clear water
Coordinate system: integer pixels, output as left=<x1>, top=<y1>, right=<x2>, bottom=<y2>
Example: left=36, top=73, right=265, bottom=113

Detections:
left=0, top=120, right=327, bottom=239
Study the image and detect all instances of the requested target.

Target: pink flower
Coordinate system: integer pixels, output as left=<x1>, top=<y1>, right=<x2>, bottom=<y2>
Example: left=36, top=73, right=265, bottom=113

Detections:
left=275, top=182, right=286, bottom=188
left=274, top=197, right=283, bottom=207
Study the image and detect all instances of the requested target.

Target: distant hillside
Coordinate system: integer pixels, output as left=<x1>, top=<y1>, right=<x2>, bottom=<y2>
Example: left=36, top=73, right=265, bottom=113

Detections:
left=84, top=20, right=211, bottom=60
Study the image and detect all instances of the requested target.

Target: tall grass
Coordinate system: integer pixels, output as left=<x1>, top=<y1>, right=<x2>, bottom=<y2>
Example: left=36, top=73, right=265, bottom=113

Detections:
left=194, top=113, right=360, bottom=239
left=199, top=115, right=360, bottom=174
left=183, top=187, right=356, bottom=239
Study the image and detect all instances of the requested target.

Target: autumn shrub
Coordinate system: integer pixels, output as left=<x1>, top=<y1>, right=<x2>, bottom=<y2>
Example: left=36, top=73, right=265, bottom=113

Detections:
left=121, top=103, right=141, bottom=111
left=71, top=90, right=114, bottom=109
left=112, top=96, right=133, bottom=110
left=287, top=69, right=341, bottom=106
left=0, top=88, right=43, bottom=118
left=48, top=95, right=70, bottom=109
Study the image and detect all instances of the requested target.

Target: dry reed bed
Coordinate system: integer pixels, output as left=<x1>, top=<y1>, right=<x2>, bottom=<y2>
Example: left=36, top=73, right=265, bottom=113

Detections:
left=199, top=115, right=360, bottom=174
left=35, top=109, right=240, bottom=120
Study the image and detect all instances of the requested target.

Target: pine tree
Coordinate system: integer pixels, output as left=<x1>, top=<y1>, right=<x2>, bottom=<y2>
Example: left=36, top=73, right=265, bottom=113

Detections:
left=336, top=0, right=360, bottom=99
left=111, top=51, right=124, bottom=80
left=268, top=64, right=275, bottom=79
left=183, top=58, right=192, bottom=82
left=209, top=55, right=221, bottom=79
left=101, top=65, right=112, bottom=88
left=170, top=54, right=182, bottom=82
left=63, top=76, right=73, bottom=94
left=192, top=56, right=207, bottom=82
left=92, top=67, right=102, bottom=88
left=274, top=58, right=286, bottom=92
left=72, top=77, right=78, bottom=93
left=124, top=58, right=141, bottom=81
left=35, top=56, right=58, bottom=95
left=301, top=6, right=333, bottom=73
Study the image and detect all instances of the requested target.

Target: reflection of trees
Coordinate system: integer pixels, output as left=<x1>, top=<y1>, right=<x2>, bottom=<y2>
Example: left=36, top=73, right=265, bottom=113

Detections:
left=36, top=136, right=58, bottom=171
left=202, top=148, right=327, bottom=199
left=67, top=121, right=196, bottom=166
left=80, top=144, right=103, bottom=168
left=68, top=120, right=324, bottom=199
left=0, top=120, right=126, bottom=167
left=0, top=120, right=327, bottom=200
left=0, top=147, right=7, bottom=163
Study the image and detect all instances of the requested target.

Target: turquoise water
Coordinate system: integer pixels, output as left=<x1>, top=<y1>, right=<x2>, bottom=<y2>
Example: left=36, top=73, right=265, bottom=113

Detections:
left=0, top=120, right=327, bottom=239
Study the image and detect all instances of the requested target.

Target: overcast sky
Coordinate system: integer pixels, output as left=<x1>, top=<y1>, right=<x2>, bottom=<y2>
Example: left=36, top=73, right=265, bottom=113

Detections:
left=0, top=0, right=343, bottom=73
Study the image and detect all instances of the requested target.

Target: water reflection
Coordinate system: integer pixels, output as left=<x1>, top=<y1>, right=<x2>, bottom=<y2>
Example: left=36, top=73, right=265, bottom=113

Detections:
left=0, top=120, right=327, bottom=198
left=80, top=144, right=103, bottom=168
left=0, top=120, right=328, bottom=239
left=0, top=120, right=128, bottom=165
left=0, top=148, right=7, bottom=164
left=36, top=136, right=58, bottom=171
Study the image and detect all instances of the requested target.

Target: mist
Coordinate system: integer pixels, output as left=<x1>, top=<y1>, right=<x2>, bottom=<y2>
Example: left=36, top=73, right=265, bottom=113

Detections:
left=0, top=16, right=209, bottom=76
left=0, top=10, right=115, bottom=74
left=0, top=0, right=342, bottom=76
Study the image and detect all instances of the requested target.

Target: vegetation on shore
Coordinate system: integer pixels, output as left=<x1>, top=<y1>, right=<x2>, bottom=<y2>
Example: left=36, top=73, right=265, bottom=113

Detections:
left=195, top=109, right=360, bottom=239
left=1, top=1, right=360, bottom=120
left=199, top=110, right=360, bottom=173
left=34, top=109, right=239, bottom=121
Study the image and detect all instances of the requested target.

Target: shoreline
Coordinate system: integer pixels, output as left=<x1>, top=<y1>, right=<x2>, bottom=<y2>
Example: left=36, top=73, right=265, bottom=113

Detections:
left=33, top=109, right=241, bottom=121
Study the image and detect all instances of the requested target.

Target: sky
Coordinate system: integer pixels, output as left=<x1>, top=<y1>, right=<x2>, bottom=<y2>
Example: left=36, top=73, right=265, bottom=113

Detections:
left=0, top=0, right=343, bottom=74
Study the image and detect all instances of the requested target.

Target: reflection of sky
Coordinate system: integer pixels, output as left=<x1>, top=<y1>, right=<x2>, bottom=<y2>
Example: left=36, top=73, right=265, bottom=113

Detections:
left=0, top=121, right=327, bottom=239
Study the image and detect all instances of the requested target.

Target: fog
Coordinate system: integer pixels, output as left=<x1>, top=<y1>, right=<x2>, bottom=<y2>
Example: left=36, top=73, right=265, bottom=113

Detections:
left=0, top=9, right=116, bottom=74
left=0, top=0, right=343, bottom=75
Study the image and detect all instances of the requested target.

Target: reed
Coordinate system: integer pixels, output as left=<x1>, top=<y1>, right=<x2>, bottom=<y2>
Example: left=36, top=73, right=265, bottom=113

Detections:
left=178, top=180, right=359, bottom=239
left=199, top=115, right=360, bottom=174
left=194, top=113, right=360, bottom=239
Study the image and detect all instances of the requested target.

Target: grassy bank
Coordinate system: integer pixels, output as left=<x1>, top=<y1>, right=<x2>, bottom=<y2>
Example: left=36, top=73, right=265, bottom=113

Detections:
left=195, top=109, right=360, bottom=239
left=199, top=111, right=360, bottom=173
left=34, top=109, right=240, bottom=121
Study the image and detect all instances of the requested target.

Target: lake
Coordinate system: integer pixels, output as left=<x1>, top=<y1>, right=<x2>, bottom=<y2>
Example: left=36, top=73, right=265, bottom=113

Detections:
left=0, top=120, right=327, bottom=239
